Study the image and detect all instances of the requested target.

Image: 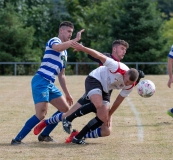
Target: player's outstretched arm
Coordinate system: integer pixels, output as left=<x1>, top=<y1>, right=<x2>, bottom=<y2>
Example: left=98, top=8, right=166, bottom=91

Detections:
left=52, top=29, right=85, bottom=52
left=109, top=94, right=125, bottom=116
left=71, top=42, right=107, bottom=64
left=167, top=57, right=173, bottom=88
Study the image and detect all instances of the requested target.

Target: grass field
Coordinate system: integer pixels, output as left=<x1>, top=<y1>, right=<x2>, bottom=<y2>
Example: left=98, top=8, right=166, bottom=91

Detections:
left=0, top=75, right=173, bottom=160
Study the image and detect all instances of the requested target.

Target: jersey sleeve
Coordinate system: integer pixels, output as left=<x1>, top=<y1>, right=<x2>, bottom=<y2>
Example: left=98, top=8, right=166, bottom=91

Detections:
left=103, top=57, right=119, bottom=72
left=120, top=87, right=134, bottom=97
left=48, top=38, right=61, bottom=49
left=168, top=45, right=173, bottom=58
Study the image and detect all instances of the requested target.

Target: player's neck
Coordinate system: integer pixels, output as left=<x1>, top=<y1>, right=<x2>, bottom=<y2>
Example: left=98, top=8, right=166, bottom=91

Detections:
left=111, top=54, right=120, bottom=62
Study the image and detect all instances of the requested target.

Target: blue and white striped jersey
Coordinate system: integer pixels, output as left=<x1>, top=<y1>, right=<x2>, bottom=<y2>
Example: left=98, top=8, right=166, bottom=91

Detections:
left=168, top=45, right=173, bottom=59
left=37, top=37, right=67, bottom=83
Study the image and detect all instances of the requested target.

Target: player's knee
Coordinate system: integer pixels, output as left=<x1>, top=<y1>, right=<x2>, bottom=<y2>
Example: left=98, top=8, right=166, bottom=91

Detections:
left=97, top=112, right=108, bottom=122
left=60, top=106, right=69, bottom=113
left=91, top=100, right=102, bottom=109
left=63, top=107, right=69, bottom=113
left=97, top=114, right=107, bottom=122
left=36, top=110, right=47, bottom=120
left=36, top=114, right=45, bottom=120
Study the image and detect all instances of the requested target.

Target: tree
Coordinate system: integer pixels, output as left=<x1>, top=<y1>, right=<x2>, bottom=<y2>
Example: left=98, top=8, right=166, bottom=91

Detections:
left=155, top=0, right=173, bottom=20
left=109, top=0, right=169, bottom=74
left=162, top=18, right=173, bottom=46
left=0, top=3, right=42, bottom=74
left=64, top=0, right=119, bottom=62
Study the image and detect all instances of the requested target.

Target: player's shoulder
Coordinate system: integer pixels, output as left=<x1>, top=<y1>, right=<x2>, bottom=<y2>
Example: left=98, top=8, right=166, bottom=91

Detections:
left=48, top=37, right=61, bottom=43
left=168, top=45, right=173, bottom=57
left=119, top=62, right=129, bottom=70
left=102, top=52, right=111, bottom=57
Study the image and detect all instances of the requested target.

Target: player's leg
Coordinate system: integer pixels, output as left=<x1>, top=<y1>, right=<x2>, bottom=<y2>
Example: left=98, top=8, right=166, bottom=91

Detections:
left=63, top=93, right=96, bottom=120
left=34, top=85, right=69, bottom=138
left=34, top=96, right=94, bottom=136
left=37, top=110, right=60, bottom=142
left=84, top=108, right=112, bottom=139
left=70, top=99, right=106, bottom=144
left=72, top=116, right=104, bottom=144
left=11, top=74, right=50, bottom=145
left=72, top=89, right=110, bottom=144
left=62, top=76, right=103, bottom=134
left=11, top=102, right=48, bottom=145
left=66, top=115, right=112, bottom=143
left=62, top=94, right=100, bottom=134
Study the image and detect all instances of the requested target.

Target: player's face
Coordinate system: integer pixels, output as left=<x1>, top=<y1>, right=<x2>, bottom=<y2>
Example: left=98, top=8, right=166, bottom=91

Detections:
left=59, top=26, right=73, bottom=42
left=123, top=73, right=134, bottom=86
left=112, top=44, right=127, bottom=60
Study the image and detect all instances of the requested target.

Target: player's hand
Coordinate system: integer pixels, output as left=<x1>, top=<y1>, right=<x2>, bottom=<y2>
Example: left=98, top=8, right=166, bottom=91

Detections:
left=105, top=115, right=111, bottom=127
left=65, top=94, right=73, bottom=106
left=138, top=70, right=145, bottom=78
left=71, top=41, right=84, bottom=52
left=135, top=70, right=145, bottom=85
left=72, top=42, right=83, bottom=52
left=75, top=29, right=85, bottom=42
left=167, top=77, right=173, bottom=88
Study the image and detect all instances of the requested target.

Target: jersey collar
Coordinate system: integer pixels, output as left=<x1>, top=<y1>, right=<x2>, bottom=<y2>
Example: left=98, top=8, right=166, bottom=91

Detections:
left=111, top=55, right=120, bottom=62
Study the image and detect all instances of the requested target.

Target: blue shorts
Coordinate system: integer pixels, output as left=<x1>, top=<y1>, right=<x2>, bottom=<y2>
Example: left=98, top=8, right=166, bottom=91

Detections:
left=31, top=74, right=62, bottom=104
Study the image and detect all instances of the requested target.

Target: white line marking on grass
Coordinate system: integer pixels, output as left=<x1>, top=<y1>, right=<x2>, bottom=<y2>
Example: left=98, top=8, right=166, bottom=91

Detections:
left=127, top=97, right=144, bottom=142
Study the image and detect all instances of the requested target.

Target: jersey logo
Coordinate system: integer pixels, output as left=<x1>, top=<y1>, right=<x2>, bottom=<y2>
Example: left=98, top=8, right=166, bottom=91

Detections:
left=42, top=92, right=47, bottom=97
left=61, top=55, right=67, bottom=66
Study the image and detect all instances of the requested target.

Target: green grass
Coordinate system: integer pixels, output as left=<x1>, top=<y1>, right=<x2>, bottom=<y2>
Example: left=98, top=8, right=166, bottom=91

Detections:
left=0, top=75, right=173, bottom=160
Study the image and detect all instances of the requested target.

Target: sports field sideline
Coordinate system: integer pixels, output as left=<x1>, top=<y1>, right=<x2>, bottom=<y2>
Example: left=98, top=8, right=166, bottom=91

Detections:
left=0, top=75, right=173, bottom=160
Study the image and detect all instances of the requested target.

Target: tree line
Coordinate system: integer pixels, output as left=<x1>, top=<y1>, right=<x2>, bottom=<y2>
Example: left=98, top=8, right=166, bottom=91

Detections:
left=0, top=0, right=173, bottom=75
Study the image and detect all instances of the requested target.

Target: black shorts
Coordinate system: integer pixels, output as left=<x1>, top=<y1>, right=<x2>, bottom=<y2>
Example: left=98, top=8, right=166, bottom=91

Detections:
left=77, top=76, right=110, bottom=104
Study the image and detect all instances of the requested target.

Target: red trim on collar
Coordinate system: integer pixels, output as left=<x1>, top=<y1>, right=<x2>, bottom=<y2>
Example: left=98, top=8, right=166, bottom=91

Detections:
left=111, top=55, right=120, bottom=62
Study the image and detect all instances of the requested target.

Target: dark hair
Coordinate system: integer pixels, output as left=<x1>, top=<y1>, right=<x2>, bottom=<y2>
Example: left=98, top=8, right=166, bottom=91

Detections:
left=59, top=21, right=74, bottom=29
left=127, top=68, right=139, bottom=81
left=112, top=40, right=129, bottom=48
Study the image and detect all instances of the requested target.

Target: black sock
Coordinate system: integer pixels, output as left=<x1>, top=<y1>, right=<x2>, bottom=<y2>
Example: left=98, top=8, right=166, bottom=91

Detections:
left=66, top=103, right=96, bottom=122
left=75, top=116, right=103, bottom=139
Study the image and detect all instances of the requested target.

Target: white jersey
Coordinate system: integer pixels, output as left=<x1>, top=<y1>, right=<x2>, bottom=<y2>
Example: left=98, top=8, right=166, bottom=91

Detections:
left=168, top=45, right=173, bottom=58
left=37, top=37, right=67, bottom=83
left=89, top=58, right=135, bottom=97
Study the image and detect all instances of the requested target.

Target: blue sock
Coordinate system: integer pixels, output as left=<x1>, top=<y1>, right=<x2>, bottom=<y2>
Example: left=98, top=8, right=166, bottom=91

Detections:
left=15, top=115, right=40, bottom=141
left=41, top=111, right=61, bottom=136
left=84, top=127, right=102, bottom=139
left=171, top=108, right=173, bottom=113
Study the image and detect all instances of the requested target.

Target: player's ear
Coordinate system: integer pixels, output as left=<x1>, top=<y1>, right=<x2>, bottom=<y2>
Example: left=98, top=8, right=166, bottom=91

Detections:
left=112, top=46, right=116, bottom=51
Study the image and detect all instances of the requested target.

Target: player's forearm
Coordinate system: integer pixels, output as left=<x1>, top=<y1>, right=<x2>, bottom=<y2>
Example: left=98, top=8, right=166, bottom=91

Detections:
left=53, top=39, right=78, bottom=52
left=58, top=72, right=70, bottom=96
left=168, top=58, right=173, bottom=78
left=81, top=47, right=106, bottom=64
left=109, top=94, right=125, bottom=116
left=88, top=54, right=102, bottom=64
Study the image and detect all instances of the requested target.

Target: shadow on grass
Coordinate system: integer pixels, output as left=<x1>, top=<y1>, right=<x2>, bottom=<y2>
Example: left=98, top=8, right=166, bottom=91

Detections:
left=0, top=141, right=101, bottom=148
